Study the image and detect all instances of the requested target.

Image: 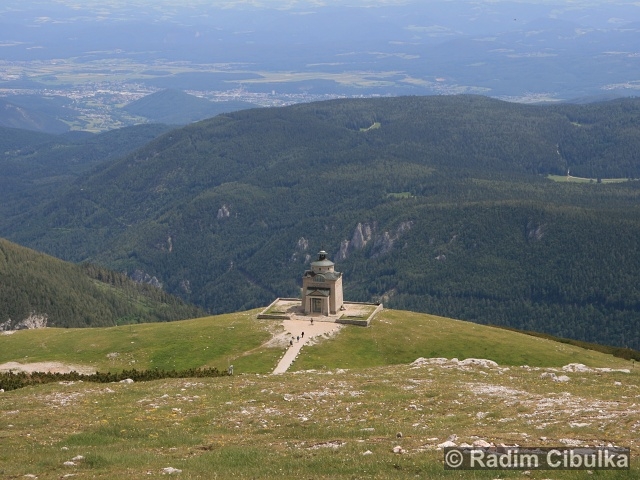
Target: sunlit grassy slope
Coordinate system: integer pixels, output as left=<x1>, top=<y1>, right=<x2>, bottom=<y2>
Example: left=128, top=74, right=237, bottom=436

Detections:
left=291, top=310, right=632, bottom=371
left=0, top=309, right=632, bottom=375
left=1, top=348, right=637, bottom=479
left=0, top=310, right=277, bottom=374
left=1, top=308, right=637, bottom=479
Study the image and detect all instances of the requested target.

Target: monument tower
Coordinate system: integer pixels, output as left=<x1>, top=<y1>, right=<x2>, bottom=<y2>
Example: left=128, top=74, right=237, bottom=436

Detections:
left=301, top=250, right=344, bottom=316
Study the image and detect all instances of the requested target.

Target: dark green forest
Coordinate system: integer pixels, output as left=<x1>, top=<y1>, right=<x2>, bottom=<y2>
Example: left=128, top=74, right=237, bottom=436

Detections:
left=0, top=238, right=203, bottom=328
left=1, top=95, right=640, bottom=349
left=0, top=123, right=172, bottom=216
left=122, top=89, right=256, bottom=125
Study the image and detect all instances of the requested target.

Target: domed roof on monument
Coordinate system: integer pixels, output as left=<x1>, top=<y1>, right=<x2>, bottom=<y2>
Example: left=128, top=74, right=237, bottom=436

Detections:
left=311, top=250, right=334, bottom=268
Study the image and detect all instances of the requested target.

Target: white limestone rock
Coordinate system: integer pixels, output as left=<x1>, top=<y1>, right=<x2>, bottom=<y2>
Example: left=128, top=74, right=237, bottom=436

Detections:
left=162, top=467, right=182, bottom=475
left=437, top=440, right=458, bottom=448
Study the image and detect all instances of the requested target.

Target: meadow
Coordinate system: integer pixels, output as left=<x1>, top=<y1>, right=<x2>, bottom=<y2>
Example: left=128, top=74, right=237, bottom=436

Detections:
left=0, top=309, right=637, bottom=478
left=546, top=175, right=631, bottom=184
left=1, top=309, right=630, bottom=375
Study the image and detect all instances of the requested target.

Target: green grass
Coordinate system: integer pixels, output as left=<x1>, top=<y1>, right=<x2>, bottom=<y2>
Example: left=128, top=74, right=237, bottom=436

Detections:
left=360, top=121, right=381, bottom=132
left=0, top=308, right=637, bottom=478
left=386, top=191, right=414, bottom=199
left=1, top=309, right=631, bottom=377
left=262, top=305, right=287, bottom=315
left=0, top=309, right=277, bottom=373
left=0, top=360, right=636, bottom=478
left=339, top=304, right=379, bottom=321
left=547, top=174, right=631, bottom=184
left=293, top=309, right=632, bottom=371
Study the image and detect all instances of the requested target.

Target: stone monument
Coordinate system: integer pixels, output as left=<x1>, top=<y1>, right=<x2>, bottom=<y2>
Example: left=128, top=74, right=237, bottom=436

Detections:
left=301, top=250, right=344, bottom=316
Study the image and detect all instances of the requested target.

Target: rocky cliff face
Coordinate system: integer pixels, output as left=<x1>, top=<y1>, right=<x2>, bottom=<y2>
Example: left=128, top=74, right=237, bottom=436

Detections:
left=130, top=269, right=162, bottom=288
left=290, top=236, right=311, bottom=263
left=351, top=222, right=373, bottom=250
left=217, top=204, right=231, bottom=219
left=337, top=239, right=350, bottom=262
left=336, top=221, right=413, bottom=261
left=527, top=221, right=545, bottom=241
left=0, top=313, right=48, bottom=331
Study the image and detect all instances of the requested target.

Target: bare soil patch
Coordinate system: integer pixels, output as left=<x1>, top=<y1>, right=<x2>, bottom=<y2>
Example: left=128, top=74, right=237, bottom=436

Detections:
left=0, top=361, right=96, bottom=374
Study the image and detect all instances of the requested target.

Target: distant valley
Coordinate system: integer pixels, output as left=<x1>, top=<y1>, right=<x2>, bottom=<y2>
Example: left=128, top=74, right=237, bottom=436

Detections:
left=2, top=0, right=640, bottom=132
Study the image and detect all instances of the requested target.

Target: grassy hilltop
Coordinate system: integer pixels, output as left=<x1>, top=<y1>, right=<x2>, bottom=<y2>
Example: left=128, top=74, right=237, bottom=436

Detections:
left=1, top=309, right=637, bottom=478
left=0, top=309, right=632, bottom=374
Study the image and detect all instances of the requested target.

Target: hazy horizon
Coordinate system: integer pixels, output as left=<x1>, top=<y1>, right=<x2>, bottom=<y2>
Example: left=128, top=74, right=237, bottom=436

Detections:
left=1, top=0, right=640, bottom=130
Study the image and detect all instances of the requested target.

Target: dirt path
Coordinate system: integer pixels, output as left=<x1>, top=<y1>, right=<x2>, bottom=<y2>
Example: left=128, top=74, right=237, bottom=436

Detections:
left=272, top=319, right=342, bottom=374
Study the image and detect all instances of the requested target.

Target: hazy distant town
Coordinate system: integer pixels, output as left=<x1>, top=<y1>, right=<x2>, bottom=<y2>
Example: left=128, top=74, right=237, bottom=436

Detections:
left=2, top=0, right=640, bottom=130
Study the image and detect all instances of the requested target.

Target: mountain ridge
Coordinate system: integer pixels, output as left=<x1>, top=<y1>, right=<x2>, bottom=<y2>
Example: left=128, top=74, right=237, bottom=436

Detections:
left=122, top=88, right=257, bottom=125
left=0, top=98, right=70, bottom=134
left=2, top=95, right=640, bottom=349
left=0, top=237, right=203, bottom=329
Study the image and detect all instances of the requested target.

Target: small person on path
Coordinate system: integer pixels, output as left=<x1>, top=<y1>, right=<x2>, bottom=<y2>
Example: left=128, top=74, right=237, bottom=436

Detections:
left=290, top=339, right=293, bottom=347
left=301, top=332, right=304, bottom=338
left=297, top=335, right=300, bottom=342
left=311, top=318, right=314, bottom=325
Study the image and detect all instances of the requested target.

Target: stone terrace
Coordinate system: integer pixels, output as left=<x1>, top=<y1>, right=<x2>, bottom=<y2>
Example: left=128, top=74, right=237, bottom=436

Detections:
left=257, top=298, right=382, bottom=326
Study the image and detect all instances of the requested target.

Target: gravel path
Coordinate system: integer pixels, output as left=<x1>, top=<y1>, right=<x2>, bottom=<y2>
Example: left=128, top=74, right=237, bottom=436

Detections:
left=272, top=319, right=342, bottom=374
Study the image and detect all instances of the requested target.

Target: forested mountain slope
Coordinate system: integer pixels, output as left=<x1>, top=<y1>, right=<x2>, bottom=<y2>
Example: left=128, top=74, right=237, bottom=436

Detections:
left=122, top=89, right=256, bottom=125
left=0, top=123, right=173, bottom=217
left=2, top=95, right=640, bottom=348
left=0, top=238, right=203, bottom=329
left=0, top=98, right=70, bottom=134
